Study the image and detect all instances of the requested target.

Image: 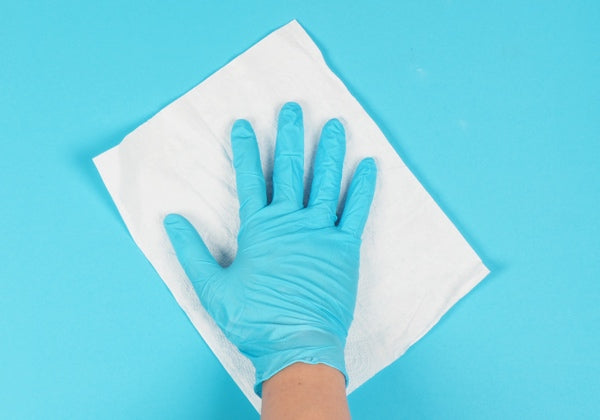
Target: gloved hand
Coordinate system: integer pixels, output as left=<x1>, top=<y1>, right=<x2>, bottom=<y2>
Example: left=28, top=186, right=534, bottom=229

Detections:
left=164, top=102, right=377, bottom=396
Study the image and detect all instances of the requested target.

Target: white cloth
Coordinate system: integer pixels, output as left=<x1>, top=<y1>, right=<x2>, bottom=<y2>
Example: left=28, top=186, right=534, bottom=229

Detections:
left=93, top=20, right=489, bottom=412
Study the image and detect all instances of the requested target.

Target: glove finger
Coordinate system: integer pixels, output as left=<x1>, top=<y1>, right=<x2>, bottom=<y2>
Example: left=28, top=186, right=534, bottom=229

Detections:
left=272, top=102, right=304, bottom=210
left=338, top=158, right=377, bottom=237
left=308, top=118, right=346, bottom=223
left=163, top=213, right=222, bottom=305
left=231, top=119, right=267, bottom=222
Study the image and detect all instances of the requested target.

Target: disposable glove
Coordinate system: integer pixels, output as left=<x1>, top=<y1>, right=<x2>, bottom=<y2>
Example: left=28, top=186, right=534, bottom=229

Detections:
left=164, top=102, right=377, bottom=396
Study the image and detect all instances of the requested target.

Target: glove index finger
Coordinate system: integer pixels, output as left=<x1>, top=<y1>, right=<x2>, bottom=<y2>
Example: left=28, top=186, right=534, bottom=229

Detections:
left=231, top=119, right=267, bottom=222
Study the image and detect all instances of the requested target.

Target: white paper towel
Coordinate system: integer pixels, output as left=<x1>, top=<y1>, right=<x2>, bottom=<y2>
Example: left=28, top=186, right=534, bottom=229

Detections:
left=93, top=20, right=489, bottom=411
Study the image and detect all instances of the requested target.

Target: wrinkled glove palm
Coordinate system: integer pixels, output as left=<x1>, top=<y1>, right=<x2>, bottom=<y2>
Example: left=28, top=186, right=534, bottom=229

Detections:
left=164, top=102, right=377, bottom=396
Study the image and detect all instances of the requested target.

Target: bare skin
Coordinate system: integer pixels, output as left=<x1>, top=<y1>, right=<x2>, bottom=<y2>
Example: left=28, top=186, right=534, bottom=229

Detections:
left=261, top=363, right=350, bottom=420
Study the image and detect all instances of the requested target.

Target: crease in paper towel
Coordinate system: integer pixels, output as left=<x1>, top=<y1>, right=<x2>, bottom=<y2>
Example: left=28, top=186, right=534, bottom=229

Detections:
left=93, top=20, right=489, bottom=412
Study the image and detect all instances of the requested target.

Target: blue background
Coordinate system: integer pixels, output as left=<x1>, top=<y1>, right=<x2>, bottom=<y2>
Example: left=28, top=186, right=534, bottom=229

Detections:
left=1, top=1, right=598, bottom=418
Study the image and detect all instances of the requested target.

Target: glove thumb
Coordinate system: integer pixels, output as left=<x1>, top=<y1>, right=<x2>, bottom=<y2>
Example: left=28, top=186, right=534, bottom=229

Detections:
left=164, top=213, right=223, bottom=307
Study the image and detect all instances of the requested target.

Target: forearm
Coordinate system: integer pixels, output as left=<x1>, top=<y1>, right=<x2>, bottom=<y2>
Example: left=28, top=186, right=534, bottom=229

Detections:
left=261, top=363, right=350, bottom=420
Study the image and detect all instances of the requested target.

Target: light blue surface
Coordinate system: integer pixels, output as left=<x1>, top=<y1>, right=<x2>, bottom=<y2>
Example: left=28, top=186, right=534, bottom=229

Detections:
left=1, top=1, right=598, bottom=418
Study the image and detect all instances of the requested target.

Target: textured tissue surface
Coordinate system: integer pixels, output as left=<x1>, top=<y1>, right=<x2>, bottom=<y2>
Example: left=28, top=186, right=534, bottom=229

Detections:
left=93, top=20, right=489, bottom=412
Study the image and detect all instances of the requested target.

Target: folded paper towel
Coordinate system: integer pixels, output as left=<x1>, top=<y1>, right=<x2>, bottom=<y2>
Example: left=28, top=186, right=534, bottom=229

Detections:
left=93, top=20, right=489, bottom=412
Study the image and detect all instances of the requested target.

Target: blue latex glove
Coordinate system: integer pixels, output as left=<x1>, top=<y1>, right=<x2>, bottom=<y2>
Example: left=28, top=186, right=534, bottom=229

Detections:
left=164, top=102, right=377, bottom=396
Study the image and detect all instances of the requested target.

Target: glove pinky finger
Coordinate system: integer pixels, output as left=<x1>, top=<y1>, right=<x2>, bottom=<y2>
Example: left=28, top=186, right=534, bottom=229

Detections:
left=338, top=158, right=377, bottom=237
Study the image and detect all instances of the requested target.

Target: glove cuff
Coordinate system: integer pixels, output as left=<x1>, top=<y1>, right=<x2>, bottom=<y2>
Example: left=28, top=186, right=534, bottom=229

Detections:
left=251, top=330, right=347, bottom=397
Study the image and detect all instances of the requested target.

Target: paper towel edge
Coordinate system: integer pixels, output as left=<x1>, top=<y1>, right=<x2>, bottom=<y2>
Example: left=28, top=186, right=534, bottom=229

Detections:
left=90, top=19, right=492, bottom=413
left=347, top=261, right=491, bottom=394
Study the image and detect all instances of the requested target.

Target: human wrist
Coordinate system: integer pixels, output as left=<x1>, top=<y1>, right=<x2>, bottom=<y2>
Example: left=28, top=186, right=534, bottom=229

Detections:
left=251, top=329, right=347, bottom=397
left=261, top=362, right=350, bottom=420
